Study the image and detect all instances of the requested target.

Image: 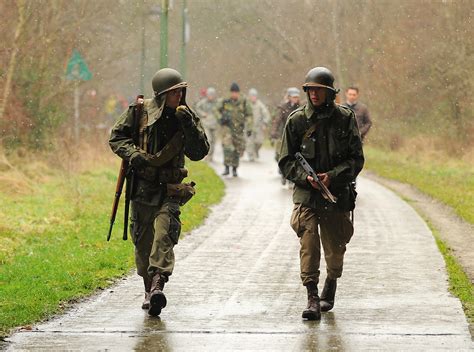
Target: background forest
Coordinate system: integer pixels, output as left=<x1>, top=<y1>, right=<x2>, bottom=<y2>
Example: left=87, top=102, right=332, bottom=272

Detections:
left=1, top=0, right=473, bottom=160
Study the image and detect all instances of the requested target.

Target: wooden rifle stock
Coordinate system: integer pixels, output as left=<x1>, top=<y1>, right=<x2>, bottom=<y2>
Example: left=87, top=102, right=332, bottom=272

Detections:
left=107, top=159, right=128, bottom=241
left=107, top=94, right=144, bottom=241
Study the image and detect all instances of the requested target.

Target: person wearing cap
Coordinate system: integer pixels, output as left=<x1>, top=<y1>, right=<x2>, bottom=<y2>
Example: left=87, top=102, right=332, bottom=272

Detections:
left=215, top=82, right=253, bottom=177
left=246, top=88, right=271, bottom=161
left=195, top=87, right=219, bottom=161
left=109, top=68, right=209, bottom=316
left=271, top=87, right=301, bottom=184
left=278, top=67, right=364, bottom=320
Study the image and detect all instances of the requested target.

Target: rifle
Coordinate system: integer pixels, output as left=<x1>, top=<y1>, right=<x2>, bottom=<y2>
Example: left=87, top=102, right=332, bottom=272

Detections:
left=107, top=95, right=145, bottom=241
left=295, top=152, right=338, bottom=204
left=107, top=159, right=128, bottom=241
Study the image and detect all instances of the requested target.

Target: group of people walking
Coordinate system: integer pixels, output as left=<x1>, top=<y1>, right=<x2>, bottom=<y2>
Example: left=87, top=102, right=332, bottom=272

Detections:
left=194, top=82, right=271, bottom=177
left=109, top=65, right=370, bottom=320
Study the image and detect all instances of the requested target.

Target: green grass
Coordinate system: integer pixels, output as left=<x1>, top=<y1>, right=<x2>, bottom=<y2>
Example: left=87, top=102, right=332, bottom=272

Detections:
left=364, top=147, right=474, bottom=224
left=0, top=160, right=224, bottom=337
left=365, top=146, right=473, bottom=325
left=431, top=225, right=474, bottom=325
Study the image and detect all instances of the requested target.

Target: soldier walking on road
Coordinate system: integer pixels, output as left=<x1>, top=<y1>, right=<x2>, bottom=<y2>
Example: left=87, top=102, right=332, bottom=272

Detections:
left=109, top=68, right=209, bottom=317
left=195, top=87, right=219, bottom=162
left=246, top=88, right=271, bottom=161
left=342, top=86, right=372, bottom=142
left=216, top=82, right=253, bottom=177
left=279, top=67, right=364, bottom=320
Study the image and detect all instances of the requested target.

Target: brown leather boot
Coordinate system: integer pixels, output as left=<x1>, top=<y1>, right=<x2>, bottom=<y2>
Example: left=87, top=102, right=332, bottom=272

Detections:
left=320, top=278, right=337, bottom=312
left=141, top=277, right=152, bottom=310
left=148, top=273, right=167, bottom=316
left=302, top=282, right=321, bottom=320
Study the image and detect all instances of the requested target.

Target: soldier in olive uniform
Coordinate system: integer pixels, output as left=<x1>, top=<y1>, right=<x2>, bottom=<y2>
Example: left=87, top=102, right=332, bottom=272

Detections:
left=216, top=82, right=253, bottom=177
left=195, top=87, right=219, bottom=161
left=279, top=67, right=364, bottom=320
left=109, top=68, right=209, bottom=316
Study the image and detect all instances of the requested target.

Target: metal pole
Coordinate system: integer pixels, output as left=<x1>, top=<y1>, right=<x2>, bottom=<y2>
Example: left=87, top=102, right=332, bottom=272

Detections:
left=74, top=82, right=80, bottom=143
left=140, top=4, right=146, bottom=93
left=180, top=0, right=187, bottom=78
left=160, top=0, right=169, bottom=68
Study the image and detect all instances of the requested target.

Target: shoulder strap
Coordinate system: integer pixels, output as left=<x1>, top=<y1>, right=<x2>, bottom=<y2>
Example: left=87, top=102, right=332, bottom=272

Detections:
left=147, top=131, right=185, bottom=167
left=304, top=119, right=324, bottom=138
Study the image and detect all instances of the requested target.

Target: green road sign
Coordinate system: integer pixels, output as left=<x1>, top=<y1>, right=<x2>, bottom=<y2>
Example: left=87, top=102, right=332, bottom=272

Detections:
left=66, top=49, right=92, bottom=81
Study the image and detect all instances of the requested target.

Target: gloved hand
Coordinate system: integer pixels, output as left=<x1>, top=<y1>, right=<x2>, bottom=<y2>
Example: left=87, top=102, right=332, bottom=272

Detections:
left=176, top=105, right=194, bottom=127
left=246, top=130, right=252, bottom=137
left=130, top=150, right=150, bottom=169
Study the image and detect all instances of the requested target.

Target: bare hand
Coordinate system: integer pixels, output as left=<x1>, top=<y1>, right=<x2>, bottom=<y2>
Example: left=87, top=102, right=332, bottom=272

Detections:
left=307, top=173, right=331, bottom=190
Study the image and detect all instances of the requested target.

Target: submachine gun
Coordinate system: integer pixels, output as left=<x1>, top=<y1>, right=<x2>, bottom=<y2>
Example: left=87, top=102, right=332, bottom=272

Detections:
left=295, top=152, right=338, bottom=204
left=107, top=95, right=145, bottom=241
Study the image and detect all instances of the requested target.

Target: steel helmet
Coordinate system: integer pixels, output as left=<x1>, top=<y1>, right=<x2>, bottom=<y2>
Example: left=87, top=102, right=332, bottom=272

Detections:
left=302, top=67, right=338, bottom=93
left=152, top=68, right=188, bottom=97
left=248, top=88, right=258, bottom=97
left=287, top=87, right=300, bottom=97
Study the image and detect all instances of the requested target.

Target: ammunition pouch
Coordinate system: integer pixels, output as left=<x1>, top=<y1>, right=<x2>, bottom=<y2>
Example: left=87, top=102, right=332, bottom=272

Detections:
left=335, top=182, right=357, bottom=212
left=166, top=182, right=196, bottom=206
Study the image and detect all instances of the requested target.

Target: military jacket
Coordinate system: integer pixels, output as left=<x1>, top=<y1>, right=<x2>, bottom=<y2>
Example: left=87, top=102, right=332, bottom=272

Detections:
left=278, top=102, right=364, bottom=211
left=271, top=101, right=300, bottom=139
left=342, top=101, right=372, bottom=140
left=216, top=96, right=253, bottom=136
left=195, top=98, right=219, bottom=130
left=109, top=97, right=209, bottom=206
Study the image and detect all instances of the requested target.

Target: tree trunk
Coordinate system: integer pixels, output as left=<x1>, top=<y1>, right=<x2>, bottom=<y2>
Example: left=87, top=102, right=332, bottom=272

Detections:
left=0, top=0, right=27, bottom=121
left=331, top=0, right=344, bottom=89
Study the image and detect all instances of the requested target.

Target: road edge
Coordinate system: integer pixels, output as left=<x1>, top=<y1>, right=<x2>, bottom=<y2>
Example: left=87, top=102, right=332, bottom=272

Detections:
left=364, top=170, right=474, bottom=338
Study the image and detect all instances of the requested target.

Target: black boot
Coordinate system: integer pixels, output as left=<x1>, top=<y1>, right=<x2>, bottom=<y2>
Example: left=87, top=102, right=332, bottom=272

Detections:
left=148, top=273, right=167, bottom=316
left=232, top=167, right=238, bottom=177
left=320, top=278, right=337, bottom=312
left=222, top=165, right=230, bottom=176
left=141, top=276, right=152, bottom=310
left=302, top=282, right=321, bottom=320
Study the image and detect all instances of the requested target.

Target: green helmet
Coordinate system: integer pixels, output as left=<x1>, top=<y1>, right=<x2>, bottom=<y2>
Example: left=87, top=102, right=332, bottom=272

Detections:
left=152, top=68, right=188, bottom=97
left=302, top=67, right=338, bottom=93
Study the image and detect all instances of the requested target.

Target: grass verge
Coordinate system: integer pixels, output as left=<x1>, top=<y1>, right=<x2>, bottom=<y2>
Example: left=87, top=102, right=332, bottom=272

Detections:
left=365, top=146, right=473, bottom=326
left=364, top=147, right=473, bottom=224
left=0, top=160, right=224, bottom=337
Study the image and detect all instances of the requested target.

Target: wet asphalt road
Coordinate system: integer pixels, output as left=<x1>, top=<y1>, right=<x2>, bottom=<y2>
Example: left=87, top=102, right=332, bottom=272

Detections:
left=5, top=148, right=473, bottom=351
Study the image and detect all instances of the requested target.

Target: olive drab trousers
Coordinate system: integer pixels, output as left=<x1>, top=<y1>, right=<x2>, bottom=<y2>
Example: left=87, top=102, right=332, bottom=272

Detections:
left=130, top=201, right=181, bottom=281
left=290, top=204, right=353, bottom=286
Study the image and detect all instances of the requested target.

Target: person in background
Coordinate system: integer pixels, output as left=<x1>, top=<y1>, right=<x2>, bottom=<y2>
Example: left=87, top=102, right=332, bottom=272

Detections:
left=195, top=87, right=219, bottom=162
left=271, top=87, right=301, bottom=184
left=342, top=86, right=372, bottom=142
left=246, top=88, right=271, bottom=161
left=215, top=82, right=253, bottom=177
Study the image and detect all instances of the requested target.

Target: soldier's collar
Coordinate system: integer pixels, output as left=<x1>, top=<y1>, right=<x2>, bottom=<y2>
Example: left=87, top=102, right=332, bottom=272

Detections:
left=305, top=102, right=335, bottom=121
left=145, top=96, right=166, bottom=126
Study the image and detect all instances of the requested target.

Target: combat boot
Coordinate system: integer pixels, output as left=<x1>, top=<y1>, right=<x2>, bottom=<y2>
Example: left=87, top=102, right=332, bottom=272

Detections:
left=232, top=167, right=238, bottom=177
left=141, top=277, right=152, bottom=310
left=320, top=278, right=337, bottom=312
left=148, top=273, right=167, bottom=316
left=302, top=282, right=321, bottom=320
left=222, top=165, right=230, bottom=176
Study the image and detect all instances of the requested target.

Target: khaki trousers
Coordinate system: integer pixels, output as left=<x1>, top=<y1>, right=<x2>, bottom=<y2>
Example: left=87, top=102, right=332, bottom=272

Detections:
left=290, top=204, right=353, bottom=286
left=130, top=201, right=181, bottom=280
